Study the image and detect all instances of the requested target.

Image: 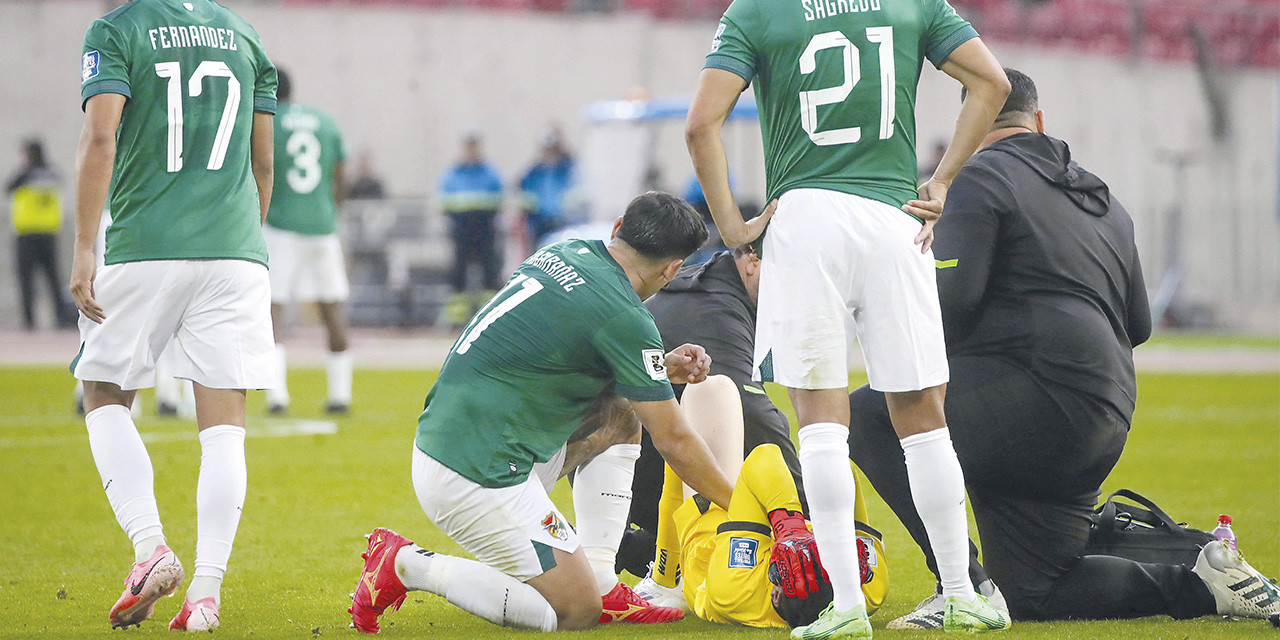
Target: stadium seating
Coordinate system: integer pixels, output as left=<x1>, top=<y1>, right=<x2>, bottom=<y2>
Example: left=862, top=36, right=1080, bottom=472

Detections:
left=220, top=0, right=1280, bottom=69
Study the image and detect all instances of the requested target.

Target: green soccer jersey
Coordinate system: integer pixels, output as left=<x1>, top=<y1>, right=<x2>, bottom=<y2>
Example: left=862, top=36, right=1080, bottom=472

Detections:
left=706, top=0, right=977, bottom=208
left=266, top=102, right=347, bottom=236
left=416, top=239, right=675, bottom=488
left=80, top=0, right=276, bottom=266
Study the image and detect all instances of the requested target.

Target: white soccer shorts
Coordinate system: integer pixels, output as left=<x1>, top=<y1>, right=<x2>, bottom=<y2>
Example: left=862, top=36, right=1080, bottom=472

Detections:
left=72, top=259, right=276, bottom=390
left=754, top=188, right=949, bottom=393
left=413, top=447, right=579, bottom=582
left=263, top=225, right=349, bottom=304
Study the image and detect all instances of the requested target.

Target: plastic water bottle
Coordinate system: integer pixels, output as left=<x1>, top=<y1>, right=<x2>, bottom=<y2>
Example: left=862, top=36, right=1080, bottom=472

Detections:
left=1211, top=514, right=1237, bottom=551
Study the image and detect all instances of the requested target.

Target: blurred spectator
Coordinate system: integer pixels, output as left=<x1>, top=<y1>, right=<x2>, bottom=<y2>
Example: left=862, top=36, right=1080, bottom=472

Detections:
left=5, top=139, right=73, bottom=330
left=919, top=141, right=948, bottom=183
left=519, top=127, right=578, bottom=248
left=347, top=151, right=386, bottom=200
left=438, top=132, right=504, bottom=326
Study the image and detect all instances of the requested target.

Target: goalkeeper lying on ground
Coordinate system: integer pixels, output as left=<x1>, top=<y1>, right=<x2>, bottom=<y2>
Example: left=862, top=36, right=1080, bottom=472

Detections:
left=633, top=375, right=888, bottom=628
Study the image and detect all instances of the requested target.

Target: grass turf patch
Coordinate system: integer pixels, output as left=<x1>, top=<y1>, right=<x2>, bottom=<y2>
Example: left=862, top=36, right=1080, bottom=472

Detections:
left=0, top=366, right=1276, bottom=638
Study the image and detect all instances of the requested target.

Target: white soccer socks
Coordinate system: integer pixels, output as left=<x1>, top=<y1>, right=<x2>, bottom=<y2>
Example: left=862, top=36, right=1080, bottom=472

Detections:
left=573, top=443, right=642, bottom=595
left=901, top=427, right=976, bottom=602
left=797, top=422, right=868, bottom=612
left=395, top=545, right=558, bottom=631
left=267, top=345, right=289, bottom=410
left=187, top=425, right=247, bottom=604
left=85, top=404, right=166, bottom=563
left=327, top=350, right=353, bottom=406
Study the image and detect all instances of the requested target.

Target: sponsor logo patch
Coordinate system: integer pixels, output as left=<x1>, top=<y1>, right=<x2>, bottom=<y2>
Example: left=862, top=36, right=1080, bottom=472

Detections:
left=82, top=51, right=100, bottom=82
left=728, top=537, right=758, bottom=568
left=541, top=512, right=569, bottom=542
left=710, top=23, right=726, bottom=53
left=642, top=349, right=668, bottom=381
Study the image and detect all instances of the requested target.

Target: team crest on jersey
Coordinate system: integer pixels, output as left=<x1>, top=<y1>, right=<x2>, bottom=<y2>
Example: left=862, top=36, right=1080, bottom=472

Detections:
left=541, top=512, right=568, bottom=541
left=642, top=349, right=667, bottom=381
left=728, top=537, right=758, bottom=568
left=81, top=51, right=100, bottom=82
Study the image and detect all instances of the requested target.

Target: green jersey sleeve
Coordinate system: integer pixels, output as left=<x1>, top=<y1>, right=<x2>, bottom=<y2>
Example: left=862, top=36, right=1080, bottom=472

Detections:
left=923, top=0, right=979, bottom=68
left=592, top=308, right=676, bottom=402
left=253, top=46, right=277, bottom=114
left=704, top=0, right=759, bottom=83
left=81, top=19, right=131, bottom=108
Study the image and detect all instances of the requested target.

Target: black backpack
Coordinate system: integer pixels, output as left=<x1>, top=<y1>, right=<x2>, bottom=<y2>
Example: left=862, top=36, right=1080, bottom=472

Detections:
left=1085, top=489, right=1216, bottom=566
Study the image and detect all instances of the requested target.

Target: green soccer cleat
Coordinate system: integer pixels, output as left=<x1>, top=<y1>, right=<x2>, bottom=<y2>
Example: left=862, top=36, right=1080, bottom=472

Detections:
left=943, top=593, right=1011, bottom=633
left=790, top=603, right=873, bottom=640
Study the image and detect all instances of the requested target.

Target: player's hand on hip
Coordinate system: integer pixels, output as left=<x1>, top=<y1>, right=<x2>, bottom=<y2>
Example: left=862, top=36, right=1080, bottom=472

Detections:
left=69, top=249, right=104, bottom=324
left=721, top=199, right=777, bottom=249
left=664, top=343, right=712, bottom=385
left=905, top=179, right=947, bottom=253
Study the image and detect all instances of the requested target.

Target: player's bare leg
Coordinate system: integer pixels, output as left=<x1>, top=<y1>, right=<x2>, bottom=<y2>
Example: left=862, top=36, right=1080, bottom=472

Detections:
left=83, top=381, right=184, bottom=628
left=317, top=301, right=352, bottom=414
left=167, top=385, right=248, bottom=632
left=790, top=386, right=870, bottom=628
left=267, top=303, right=289, bottom=414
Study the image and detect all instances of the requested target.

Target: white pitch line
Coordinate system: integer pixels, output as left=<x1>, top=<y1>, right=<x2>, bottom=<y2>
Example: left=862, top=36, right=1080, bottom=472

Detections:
left=0, top=419, right=338, bottom=449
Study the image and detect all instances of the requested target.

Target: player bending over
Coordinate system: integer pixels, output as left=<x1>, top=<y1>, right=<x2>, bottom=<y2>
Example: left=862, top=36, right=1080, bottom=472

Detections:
left=635, top=375, right=887, bottom=629
left=348, top=192, right=735, bottom=633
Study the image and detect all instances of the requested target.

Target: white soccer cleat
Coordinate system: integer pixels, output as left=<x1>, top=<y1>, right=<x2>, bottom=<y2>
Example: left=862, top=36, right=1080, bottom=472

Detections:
left=888, top=579, right=1007, bottom=630
left=633, top=574, right=689, bottom=612
left=1193, top=540, right=1280, bottom=619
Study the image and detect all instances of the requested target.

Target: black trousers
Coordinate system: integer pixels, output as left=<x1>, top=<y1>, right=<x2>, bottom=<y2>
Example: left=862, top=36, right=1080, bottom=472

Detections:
left=15, top=233, right=69, bottom=330
left=848, top=355, right=1216, bottom=621
left=448, top=211, right=501, bottom=293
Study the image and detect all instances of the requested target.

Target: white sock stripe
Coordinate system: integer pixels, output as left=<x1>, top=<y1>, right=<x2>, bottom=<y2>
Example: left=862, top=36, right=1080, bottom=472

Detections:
left=899, top=426, right=951, bottom=449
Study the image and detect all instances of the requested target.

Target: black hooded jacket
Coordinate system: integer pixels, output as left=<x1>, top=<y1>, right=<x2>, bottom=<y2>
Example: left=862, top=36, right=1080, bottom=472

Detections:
left=933, top=132, right=1151, bottom=421
left=645, top=251, right=757, bottom=386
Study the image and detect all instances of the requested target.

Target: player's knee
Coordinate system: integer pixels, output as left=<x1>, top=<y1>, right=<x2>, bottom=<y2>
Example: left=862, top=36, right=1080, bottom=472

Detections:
left=553, top=594, right=601, bottom=631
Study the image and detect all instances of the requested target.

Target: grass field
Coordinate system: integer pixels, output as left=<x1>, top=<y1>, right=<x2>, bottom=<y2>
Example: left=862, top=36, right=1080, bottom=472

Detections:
left=1, top=365, right=1277, bottom=639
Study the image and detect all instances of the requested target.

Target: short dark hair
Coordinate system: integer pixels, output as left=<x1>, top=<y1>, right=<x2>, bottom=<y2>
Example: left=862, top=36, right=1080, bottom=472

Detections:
left=962, top=67, right=1037, bottom=127
left=616, top=192, right=708, bottom=261
left=276, top=67, right=292, bottom=101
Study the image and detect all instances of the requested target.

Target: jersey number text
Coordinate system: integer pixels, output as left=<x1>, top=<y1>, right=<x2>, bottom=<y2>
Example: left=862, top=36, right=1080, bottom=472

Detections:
left=454, top=274, right=544, bottom=355
left=155, top=61, right=241, bottom=172
left=798, top=27, right=895, bottom=146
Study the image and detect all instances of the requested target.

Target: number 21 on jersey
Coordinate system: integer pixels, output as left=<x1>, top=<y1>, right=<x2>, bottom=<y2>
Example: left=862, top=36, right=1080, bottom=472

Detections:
left=799, top=27, right=895, bottom=146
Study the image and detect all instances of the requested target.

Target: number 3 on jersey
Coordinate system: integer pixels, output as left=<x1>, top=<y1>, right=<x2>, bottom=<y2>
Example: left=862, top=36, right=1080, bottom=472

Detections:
left=798, top=27, right=895, bottom=146
left=155, top=60, right=241, bottom=173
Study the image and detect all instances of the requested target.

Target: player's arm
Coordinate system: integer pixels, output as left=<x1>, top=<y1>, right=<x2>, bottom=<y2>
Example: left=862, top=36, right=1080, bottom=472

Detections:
left=686, top=69, right=775, bottom=249
left=332, top=161, right=347, bottom=208
left=70, top=92, right=125, bottom=323
left=905, top=38, right=1009, bottom=251
left=632, top=397, right=734, bottom=509
left=251, top=112, right=274, bottom=224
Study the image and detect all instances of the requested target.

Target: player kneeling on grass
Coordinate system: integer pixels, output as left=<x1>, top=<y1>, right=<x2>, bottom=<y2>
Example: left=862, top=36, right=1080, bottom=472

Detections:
left=632, top=375, right=888, bottom=632
left=348, top=192, right=736, bottom=633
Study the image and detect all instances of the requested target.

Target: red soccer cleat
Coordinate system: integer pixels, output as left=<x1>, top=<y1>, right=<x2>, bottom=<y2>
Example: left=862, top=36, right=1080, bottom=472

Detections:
left=168, top=596, right=219, bottom=632
left=107, top=544, right=184, bottom=628
left=349, top=528, right=413, bottom=634
left=599, top=581, right=685, bottom=624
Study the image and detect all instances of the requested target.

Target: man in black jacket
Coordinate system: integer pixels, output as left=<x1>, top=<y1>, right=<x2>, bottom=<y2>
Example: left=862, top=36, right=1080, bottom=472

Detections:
left=849, top=68, right=1279, bottom=626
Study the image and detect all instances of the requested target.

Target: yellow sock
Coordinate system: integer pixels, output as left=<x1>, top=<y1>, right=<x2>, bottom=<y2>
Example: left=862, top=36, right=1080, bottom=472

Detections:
left=653, top=463, right=683, bottom=588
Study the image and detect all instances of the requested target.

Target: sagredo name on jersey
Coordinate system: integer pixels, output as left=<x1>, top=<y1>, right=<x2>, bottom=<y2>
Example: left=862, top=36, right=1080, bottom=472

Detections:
left=147, top=25, right=238, bottom=51
left=802, top=0, right=882, bottom=21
